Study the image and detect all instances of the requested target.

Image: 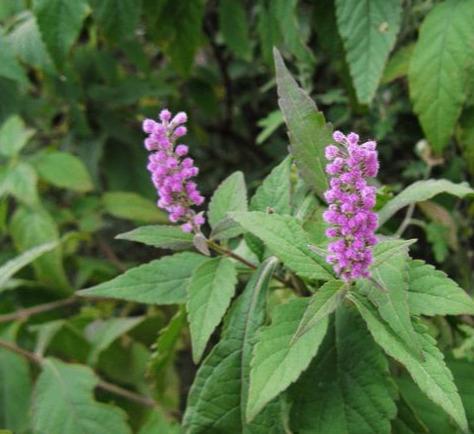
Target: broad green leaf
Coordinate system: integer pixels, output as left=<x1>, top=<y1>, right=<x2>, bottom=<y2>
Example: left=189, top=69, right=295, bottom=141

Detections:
left=7, top=12, right=56, bottom=73
left=33, top=0, right=89, bottom=67
left=85, top=317, right=144, bottom=364
left=274, top=48, right=332, bottom=198
left=335, top=0, right=402, bottom=104
left=0, top=240, right=60, bottom=292
left=34, top=151, right=94, bottom=192
left=10, top=207, right=70, bottom=292
left=2, top=162, right=38, bottom=206
left=187, top=257, right=238, bottom=363
left=292, top=280, right=346, bottom=343
left=81, top=252, right=208, bottom=305
left=407, top=260, right=474, bottom=316
left=250, top=156, right=291, bottom=215
left=409, top=0, right=474, bottom=152
left=92, top=0, right=140, bottom=43
left=350, top=293, right=468, bottom=432
left=103, top=191, right=168, bottom=223
left=0, top=115, right=34, bottom=157
left=209, top=171, right=247, bottom=229
left=116, top=225, right=194, bottom=250
left=290, top=306, right=397, bottom=434
left=231, top=211, right=333, bottom=280
left=218, top=0, right=252, bottom=61
left=378, top=179, right=473, bottom=226
left=371, top=238, right=416, bottom=268
left=32, top=358, right=131, bottom=434
left=247, top=297, right=329, bottom=422
left=184, top=257, right=286, bottom=433
left=0, top=327, right=32, bottom=433
left=0, top=32, right=28, bottom=86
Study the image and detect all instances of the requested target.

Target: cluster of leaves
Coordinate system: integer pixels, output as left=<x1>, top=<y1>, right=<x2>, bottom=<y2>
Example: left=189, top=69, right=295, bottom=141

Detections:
left=1, top=0, right=474, bottom=433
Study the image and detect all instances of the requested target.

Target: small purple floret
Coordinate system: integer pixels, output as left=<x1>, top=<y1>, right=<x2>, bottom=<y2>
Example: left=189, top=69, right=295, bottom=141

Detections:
left=323, top=130, right=379, bottom=281
left=142, top=109, right=205, bottom=233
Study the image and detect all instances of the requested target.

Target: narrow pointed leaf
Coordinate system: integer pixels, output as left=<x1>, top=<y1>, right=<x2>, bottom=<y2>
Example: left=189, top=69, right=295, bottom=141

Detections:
left=116, top=225, right=194, bottom=250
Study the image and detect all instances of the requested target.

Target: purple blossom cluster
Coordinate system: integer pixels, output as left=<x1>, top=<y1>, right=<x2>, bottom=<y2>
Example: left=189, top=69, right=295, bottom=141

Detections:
left=142, top=109, right=205, bottom=233
left=323, top=131, right=379, bottom=281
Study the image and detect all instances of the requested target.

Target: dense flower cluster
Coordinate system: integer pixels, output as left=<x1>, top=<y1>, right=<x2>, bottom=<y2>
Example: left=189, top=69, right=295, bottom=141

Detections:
left=323, top=131, right=379, bottom=281
left=142, top=109, right=205, bottom=233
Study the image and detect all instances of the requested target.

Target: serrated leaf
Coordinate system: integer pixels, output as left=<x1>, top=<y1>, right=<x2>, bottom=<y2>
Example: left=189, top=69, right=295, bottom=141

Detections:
left=32, top=358, right=131, bottom=434
left=371, top=238, right=416, bottom=268
left=80, top=252, right=208, bottom=305
left=219, top=0, right=252, bottom=61
left=33, top=0, right=89, bottom=67
left=407, top=260, right=474, bottom=316
left=335, top=0, right=402, bottom=104
left=231, top=211, right=333, bottom=281
left=85, top=317, right=144, bottom=365
left=184, top=257, right=286, bottom=433
left=187, top=257, right=238, bottom=363
left=409, top=0, right=474, bottom=152
left=250, top=156, right=291, bottom=215
left=34, top=151, right=93, bottom=192
left=116, top=225, right=194, bottom=250
left=247, top=297, right=329, bottom=422
left=274, top=48, right=331, bottom=198
left=378, top=179, right=474, bottom=226
left=292, top=280, right=345, bottom=344
left=92, top=0, right=140, bottom=43
left=209, top=171, right=247, bottom=230
left=0, top=327, right=32, bottom=433
left=0, top=240, right=60, bottom=292
left=103, top=191, right=168, bottom=223
left=0, top=115, right=34, bottom=157
left=290, top=306, right=397, bottom=434
left=359, top=246, right=421, bottom=359
left=10, top=207, right=70, bottom=292
left=350, top=293, right=468, bottom=432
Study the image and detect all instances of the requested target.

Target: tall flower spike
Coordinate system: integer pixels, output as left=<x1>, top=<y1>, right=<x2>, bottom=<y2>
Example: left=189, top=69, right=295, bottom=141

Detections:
left=323, top=131, right=379, bottom=281
left=142, top=109, right=205, bottom=233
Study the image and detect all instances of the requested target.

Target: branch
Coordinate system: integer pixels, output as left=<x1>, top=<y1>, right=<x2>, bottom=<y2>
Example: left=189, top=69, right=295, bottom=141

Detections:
left=0, top=297, right=79, bottom=323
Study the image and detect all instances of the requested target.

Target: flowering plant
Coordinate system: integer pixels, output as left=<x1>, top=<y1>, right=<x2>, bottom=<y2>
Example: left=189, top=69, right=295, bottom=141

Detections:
left=79, top=50, right=474, bottom=433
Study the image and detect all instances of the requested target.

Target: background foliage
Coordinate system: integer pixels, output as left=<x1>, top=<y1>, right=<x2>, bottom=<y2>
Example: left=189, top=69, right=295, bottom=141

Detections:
left=1, top=0, right=474, bottom=433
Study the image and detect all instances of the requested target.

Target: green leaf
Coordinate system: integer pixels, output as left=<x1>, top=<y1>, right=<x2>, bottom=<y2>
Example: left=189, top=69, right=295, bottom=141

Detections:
left=250, top=156, right=292, bottom=215
left=274, top=48, right=332, bottom=198
left=7, top=12, right=56, bottom=73
left=0, top=115, right=34, bottom=157
left=33, top=0, right=89, bottom=67
left=425, top=222, right=449, bottom=263
left=0, top=327, right=32, bottom=433
left=81, top=252, right=208, bottom=305
left=292, top=280, right=346, bottom=344
left=184, top=257, right=286, bottom=433
left=187, top=257, right=238, bottom=363
left=2, top=162, right=39, bottom=206
left=382, top=44, right=414, bottom=84
left=92, top=0, right=141, bottom=43
left=218, top=0, right=252, bottom=61
left=32, top=358, right=131, bottom=434
left=10, top=207, right=70, bottom=292
left=391, top=393, right=430, bottom=434
left=359, top=242, right=421, bottom=358
left=0, top=240, right=60, bottom=292
left=34, top=151, right=94, bottom=192
left=247, top=297, right=329, bottom=422
left=378, top=179, right=474, bottom=226
left=139, top=411, right=182, bottom=434
left=0, top=32, right=28, bottom=86
left=407, top=260, right=474, bottom=316
left=350, top=293, right=468, bottom=432
left=408, top=0, right=474, bottom=152
left=209, top=171, right=247, bottom=230
left=290, top=306, right=397, bottom=434
left=103, top=191, right=168, bottom=223
left=371, top=238, right=416, bottom=268
left=449, top=359, right=474, bottom=430
left=116, top=225, right=194, bottom=250
left=256, top=110, right=284, bottom=144
left=335, top=0, right=402, bottom=104
left=86, top=317, right=144, bottom=365
left=231, top=211, right=333, bottom=281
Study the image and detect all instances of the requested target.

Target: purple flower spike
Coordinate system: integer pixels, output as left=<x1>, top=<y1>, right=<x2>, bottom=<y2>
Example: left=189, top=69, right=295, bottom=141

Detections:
left=323, top=131, right=379, bottom=281
left=142, top=109, right=206, bottom=233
